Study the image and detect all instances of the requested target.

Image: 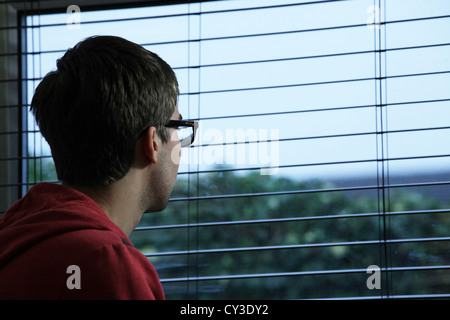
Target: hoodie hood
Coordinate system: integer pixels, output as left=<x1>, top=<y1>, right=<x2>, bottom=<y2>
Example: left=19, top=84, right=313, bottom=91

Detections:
left=0, top=183, right=128, bottom=269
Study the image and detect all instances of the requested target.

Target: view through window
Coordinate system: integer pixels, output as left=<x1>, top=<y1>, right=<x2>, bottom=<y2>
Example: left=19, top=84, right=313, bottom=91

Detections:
left=13, top=0, right=450, bottom=299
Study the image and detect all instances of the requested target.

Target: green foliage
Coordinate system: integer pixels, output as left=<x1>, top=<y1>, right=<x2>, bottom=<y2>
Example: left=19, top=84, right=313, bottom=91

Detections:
left=25, top=157, right=450, bottom=298
left=131, top=170, right=450, bottom=299
left=27, top=156, right=58, bottom=187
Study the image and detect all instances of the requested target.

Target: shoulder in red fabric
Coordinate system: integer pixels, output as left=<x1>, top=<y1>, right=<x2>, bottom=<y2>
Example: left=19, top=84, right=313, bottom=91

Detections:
left=0, top=183, right=164, bottom=300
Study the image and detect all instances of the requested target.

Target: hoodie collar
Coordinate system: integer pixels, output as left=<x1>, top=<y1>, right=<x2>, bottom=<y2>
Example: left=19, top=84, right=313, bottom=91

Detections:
left=0, top=183, right=131, bottom=268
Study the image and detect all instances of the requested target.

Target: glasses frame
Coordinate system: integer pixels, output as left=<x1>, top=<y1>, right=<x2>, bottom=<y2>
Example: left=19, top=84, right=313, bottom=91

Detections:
left=138, top=119, right=198, bottom=148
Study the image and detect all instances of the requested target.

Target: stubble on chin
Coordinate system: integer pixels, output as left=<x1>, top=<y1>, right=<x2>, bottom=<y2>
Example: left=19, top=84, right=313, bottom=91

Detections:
left=140, top=183, right=171, bottom=214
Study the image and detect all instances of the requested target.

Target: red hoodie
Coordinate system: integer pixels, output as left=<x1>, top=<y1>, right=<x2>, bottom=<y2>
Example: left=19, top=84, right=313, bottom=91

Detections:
left=0, top=183, right=165, bottom=300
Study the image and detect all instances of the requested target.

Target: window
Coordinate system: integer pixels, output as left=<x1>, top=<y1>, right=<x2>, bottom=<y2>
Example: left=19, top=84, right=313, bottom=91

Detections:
left=0, top=0, right=449, bottom=299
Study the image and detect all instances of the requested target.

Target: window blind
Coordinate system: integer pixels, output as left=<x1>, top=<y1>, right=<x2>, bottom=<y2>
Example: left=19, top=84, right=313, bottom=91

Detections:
left=0, top=0, right=449, bottom=299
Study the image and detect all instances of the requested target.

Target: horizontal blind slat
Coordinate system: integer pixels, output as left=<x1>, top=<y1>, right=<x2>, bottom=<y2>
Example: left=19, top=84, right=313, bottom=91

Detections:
left=160, top=265, right=450, bottom=283
left=135, top=208, right=450, bottom=231
left=145, top=237, right=450, bottom=258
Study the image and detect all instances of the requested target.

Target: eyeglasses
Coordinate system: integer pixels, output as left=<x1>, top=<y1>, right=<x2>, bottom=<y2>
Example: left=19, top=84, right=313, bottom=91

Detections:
left=138, top=119, right=199, bottom=148
left=167, top=120, right=199, bottom=148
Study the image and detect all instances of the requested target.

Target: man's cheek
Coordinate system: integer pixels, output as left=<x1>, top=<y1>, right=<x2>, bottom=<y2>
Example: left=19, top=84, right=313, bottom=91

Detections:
left=170, top=142, right=181, bottom=165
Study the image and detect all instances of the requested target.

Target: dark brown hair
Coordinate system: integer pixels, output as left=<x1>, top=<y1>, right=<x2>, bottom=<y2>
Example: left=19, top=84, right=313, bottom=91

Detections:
left=30, top=35, right=179, bottom=186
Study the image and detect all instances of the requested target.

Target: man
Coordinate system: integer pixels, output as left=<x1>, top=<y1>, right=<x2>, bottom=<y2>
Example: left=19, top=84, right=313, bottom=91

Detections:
left=0, top=36, right=197, bottom=299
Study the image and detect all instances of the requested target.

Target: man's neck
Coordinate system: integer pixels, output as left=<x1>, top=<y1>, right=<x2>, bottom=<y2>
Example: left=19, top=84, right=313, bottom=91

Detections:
left=64, top=178, right=144, bottom=237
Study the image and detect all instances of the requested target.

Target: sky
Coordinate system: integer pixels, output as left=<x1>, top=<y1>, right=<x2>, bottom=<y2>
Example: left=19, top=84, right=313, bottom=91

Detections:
left=25, top=0, right=450, bottom=183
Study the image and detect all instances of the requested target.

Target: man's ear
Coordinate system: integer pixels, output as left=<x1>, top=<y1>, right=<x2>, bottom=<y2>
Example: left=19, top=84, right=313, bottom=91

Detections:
left=142, top=126, right=159, bottom=164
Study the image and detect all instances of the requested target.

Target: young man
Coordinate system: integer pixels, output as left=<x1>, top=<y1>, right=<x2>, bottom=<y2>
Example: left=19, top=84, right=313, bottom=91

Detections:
left=0, top=36, right=197, bottom=299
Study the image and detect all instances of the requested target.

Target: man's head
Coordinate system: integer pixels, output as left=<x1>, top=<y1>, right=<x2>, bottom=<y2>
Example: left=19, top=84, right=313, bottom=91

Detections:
left=31, top=35, right=179, bottom=190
